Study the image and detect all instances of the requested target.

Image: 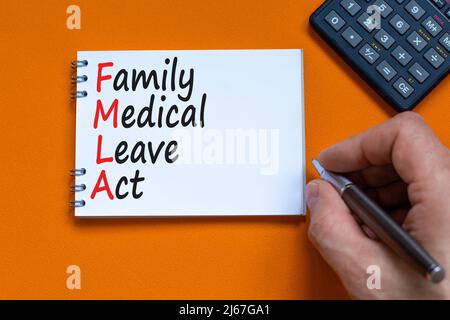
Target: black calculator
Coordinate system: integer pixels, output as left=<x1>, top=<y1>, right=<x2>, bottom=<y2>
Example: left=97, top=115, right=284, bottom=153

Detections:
left=310, top=0, right=450, bottom=112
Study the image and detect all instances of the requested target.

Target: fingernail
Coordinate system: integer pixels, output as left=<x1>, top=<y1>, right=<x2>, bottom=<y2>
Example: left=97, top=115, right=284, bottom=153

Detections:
left=306, top=181, right=319, bottom=211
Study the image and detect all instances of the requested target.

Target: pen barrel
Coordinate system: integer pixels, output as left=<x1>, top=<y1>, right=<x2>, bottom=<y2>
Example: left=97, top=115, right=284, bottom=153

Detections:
left=341, top=185, right=442, bottom=281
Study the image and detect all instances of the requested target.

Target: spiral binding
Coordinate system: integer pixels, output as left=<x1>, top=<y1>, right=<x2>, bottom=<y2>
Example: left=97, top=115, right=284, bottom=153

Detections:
left=69, top=200, right=86, bottom=208
left=70, top=184, right=86, bottom=192
left=72, top=75, right=88, bottom=84
left=71, top=59, right=89, bottom=208
left=70, top=168, right=87, bottom=208
left=71, top=60, right=89, bottom=100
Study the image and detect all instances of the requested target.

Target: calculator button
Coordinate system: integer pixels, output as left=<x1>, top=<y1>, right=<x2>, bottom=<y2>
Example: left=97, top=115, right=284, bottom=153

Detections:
left=340, top=0, right=361, bottom=16
left=376, top=61, right=398, bottom=81
left=430, top=0, right=445, bottom=9
left=396, top=0, right=406, bottom=3
left=393, top=78, right=414, bottom=98
left=359, top=44, right=380, bottom=64
left=424, top=48, right=445, bottom=69
left=407, top=31, right=427, bottom=52
left=391, top=46, right=413, bottom=66
left=422, top=17, right=442, bottom=37
left=405, top=1, right=425, bottom=20
left=358, top=12, right=378, bottom=32
left=373, top=0, right=393, bottom=18
left=439, top=33, right=450, bottom=52
left=342, top=27, right=363, bottom=47
left=325, top=11, right=346, bottom=31
left=446, top=8, right=450, bottom=20
left=374, top=29, right=395, bottom=49
left=390, top=14, right=410, bottom=35
left=409, top=63, right=430, bottom=83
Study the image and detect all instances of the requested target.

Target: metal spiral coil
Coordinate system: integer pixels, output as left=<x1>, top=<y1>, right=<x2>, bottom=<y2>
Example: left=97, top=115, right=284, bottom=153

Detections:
left=70, top=168, right=86, bottom=176
left=71, top=60, right=88, bottom=68
left=71, top=75, right=88, bottom=84
left=71, top=60, right=88, bottom=99
left=71, top=90, right=88, bottom=99
left=70, top=184, right=86, bottom=192
left=70, top=59, right=89, bottom=209
left=69, top=200, right=86, bottom=208
left=70, top=167, right=86, bottom=208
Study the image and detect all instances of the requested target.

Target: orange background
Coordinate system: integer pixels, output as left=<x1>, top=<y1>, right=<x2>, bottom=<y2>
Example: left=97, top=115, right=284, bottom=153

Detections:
left=0, top=0, right=448, bottom=299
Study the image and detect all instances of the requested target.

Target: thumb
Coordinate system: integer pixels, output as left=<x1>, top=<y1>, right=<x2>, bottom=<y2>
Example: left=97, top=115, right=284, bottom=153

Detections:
left=306, top=180, right=379, bottom=273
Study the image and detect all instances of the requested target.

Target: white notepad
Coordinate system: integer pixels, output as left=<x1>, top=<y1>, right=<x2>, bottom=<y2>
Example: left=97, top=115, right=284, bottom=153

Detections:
left=72, top=49, right=305, bottom=217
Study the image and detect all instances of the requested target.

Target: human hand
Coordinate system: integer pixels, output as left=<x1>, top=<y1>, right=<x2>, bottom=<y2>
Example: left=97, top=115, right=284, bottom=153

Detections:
left=306, top=112, right=450, bottom=299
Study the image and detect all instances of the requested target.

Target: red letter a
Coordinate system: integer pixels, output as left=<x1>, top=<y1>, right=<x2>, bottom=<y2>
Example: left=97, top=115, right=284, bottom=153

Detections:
left=90, top=170, right=114, bottom=200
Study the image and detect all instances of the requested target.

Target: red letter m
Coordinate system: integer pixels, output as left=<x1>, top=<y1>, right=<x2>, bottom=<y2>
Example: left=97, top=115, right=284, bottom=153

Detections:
left=93, top=99, right=118, bottom=129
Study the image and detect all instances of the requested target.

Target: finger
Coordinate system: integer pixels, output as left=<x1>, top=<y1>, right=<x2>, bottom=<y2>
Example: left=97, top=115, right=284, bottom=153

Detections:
left=306, top=180, right=379, bottom=270
left=318, top=112, right=446, bottom=184
left=345, top=164, right=400, bottom=188
left=365, top=180, right=410, bottom=209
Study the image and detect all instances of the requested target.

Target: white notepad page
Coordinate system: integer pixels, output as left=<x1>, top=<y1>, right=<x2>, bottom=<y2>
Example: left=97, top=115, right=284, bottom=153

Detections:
left=74, top=49, right=305, bottom=217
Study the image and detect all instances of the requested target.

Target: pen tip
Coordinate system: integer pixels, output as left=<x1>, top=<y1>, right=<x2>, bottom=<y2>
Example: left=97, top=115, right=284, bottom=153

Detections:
left=312, top=159, right=324, bottom=176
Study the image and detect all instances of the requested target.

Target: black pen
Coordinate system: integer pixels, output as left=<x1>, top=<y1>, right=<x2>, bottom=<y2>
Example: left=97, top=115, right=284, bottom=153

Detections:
left=312, top=159, right=445, bottom=283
